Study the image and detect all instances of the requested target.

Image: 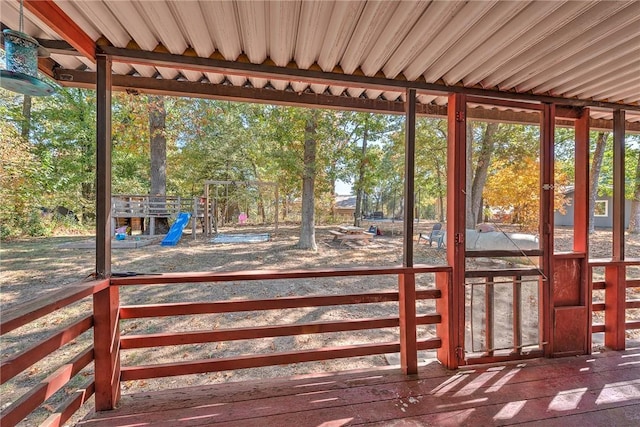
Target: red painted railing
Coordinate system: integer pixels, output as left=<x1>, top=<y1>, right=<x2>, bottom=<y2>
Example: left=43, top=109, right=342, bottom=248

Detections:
left=589, top=259, right=640, bottom=349
left=0, top=265, right=450, bottom=426
left=0, top=279, right=109, bottom=427
left=112, top=266, right=449, bottom=382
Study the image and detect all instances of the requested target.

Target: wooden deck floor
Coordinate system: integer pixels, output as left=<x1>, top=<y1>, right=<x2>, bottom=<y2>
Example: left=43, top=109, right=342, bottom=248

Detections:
left=78, top=346, right=640, bottom=426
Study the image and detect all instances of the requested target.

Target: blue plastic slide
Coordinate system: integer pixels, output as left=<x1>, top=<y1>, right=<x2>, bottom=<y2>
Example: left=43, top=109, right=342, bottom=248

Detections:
left=161, top=212, right=191, bottom=246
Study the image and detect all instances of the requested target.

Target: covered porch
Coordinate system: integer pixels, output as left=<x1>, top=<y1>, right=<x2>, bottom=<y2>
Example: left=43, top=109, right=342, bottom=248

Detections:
left=1, top=1, right=640, bottom=426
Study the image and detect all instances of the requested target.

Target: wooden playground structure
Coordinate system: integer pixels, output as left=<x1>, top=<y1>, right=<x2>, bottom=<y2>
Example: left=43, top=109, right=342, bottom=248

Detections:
left=112, top=180, right=279, bottom=239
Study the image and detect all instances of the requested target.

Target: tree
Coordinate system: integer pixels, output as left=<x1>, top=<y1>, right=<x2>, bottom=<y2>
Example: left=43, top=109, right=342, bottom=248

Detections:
left=30, top=88, right=97, bottom=222
left=484, top=156, right=569, bottom=231
left=149, top=95, right=168, bottom=234
left=589, top=132, right=608, bottom=233
left=298, top=111, right=318, bottom=250
left=0, top=115, right=44, bottom=237
left=468, top=122, right=499, bottom=228
left=414, top=118, right=447, bottom=221
left=627, top=136, right=640, bottom=233
left=21, top=95, right=31, bottom=139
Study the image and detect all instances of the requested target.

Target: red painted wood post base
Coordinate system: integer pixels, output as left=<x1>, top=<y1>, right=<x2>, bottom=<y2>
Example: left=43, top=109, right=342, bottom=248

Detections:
left=399, top=272, right=417, bottom=374
left=93, top=284, right=121, bottom=410
left=604, top=265, right=626, bottom=350
left=435, top=271, right=457, bottom=369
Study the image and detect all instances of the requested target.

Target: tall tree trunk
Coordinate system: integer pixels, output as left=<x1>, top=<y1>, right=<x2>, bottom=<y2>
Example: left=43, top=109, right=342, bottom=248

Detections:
left=589, top=132, right=608, bottom=233
left=628, top=150, right=640, bottom=233
left=470, top=123, right=498, bottom=228
left=354, top=117, right=369, bottom=226
left=149, top=95, right=168, bottom=234
left=436, top=162, right=445, bottom=222
left=298, top=113, right=318, bottom=250
left=465, top=121, right=474, bottom=229
left=21, top=95, right=31, bottom=140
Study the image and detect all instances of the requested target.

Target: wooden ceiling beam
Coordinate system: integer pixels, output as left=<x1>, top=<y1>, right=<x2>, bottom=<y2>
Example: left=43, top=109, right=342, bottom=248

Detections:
left=99, top=45, right=640, bottom=112
left=54, top=69, right=640, bottom=133
left=24, top=0, right=95, bottom=60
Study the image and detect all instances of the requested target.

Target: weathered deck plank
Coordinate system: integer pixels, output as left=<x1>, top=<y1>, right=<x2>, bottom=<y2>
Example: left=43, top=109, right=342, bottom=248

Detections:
left=78, top=347, right=640, bottom=426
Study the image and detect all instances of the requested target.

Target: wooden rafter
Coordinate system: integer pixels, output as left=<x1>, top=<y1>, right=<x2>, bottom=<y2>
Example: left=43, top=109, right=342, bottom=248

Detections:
left=24, top=0, right=95, bottom=60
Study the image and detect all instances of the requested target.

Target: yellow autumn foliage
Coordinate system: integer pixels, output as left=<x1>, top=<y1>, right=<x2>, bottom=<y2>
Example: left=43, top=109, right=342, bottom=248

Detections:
left=484, top=157, right=569, bottom=232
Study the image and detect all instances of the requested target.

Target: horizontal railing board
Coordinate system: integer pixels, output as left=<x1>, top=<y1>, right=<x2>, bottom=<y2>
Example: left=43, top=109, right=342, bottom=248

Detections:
left=465, top=250, right=543, bottom=258
left=1, top=315, right=93, bottom=385
left=627, top=300, right=640, bottom=309
left=464, top=350, right=544, bottom=366
left=0, top=347, right=93, bottom=427
left=551, top=252, right=586, bottom=259
left=121, top=317, right=402, bottom=349
left=592, top=302, right=605, bottom=312
left=416, top=338, right=442, bottom=351
left=1, top=279, right=108, bottom=335
left=40, top=380, right=95, bottom=427
left=592, top=324, right=605, bottom=333
left=120, top=314, right=441, bottom=349
left=120, top=341, right=401, bottom=381
left=626, top=321, right=640, bottom=330
left=465, top=268, right=542, bottom=278
left=588, top=258, right=640, bottom=267
left=120, top=290, right=441, bottom=319
left=111, top=265, right=451, bottom=286
left=627, top=279, right=640, bottom=288
left=592, top=281, right=606, bottom=290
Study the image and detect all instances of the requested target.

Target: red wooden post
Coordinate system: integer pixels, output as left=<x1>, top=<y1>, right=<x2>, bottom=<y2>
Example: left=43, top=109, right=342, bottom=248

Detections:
left=435, top=271, right=455, bottom=367
left=403, top=88, right=416, bottom=268
left=399, top=272, right=417, bottom=374
left=440, top=92, right=467, bottom=369
left=96, top=54, right=112, bottom=278
left=540, top=103, right=555, bottom=357
left=604, top=265, right=626, bottom=350
left=94, top=54, right=119, bottom=411
left=612, top=109, right=625, bottom=261
left=574, top=109, right=591, bottom=351
left=93, top=285, right=121, bottom=410
left=574, top=109, right=589, bottom=254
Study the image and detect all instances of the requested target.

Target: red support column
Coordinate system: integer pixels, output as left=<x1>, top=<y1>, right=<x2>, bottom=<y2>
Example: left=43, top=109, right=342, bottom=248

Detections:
left=93, top=285, right=120, bottom=410
left=399, top=272, right=417, bottom=374
left=399, top=89, right=417, bottom=374
left=94, top=54, right=119, bottom=411
left=404, top=89, right=416, bottom=268
left=612, top=109, right=626, bottom=261
left=439, top=93, right=467, bottom=369
left=606, top=109, right=627, bottom=351
left=541, top=103, right=555, bottom=357
left=96, top=55, right=112, bottom=278
left=575, top=109, right=591, bottom=352
left=435, top=271, right=454, bottom=367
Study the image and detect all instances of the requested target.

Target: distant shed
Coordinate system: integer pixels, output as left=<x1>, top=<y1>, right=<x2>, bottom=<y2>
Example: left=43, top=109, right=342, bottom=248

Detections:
left=334, top=195, right=356, bottom=221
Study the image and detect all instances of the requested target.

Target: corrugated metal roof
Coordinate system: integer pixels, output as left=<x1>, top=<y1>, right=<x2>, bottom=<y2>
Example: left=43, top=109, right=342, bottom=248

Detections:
left=3, top=0, right=639, bottom=122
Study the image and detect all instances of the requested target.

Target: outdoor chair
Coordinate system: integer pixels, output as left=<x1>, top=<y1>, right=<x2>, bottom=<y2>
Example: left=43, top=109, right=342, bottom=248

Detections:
left=418, top=223, right=445, bottom=249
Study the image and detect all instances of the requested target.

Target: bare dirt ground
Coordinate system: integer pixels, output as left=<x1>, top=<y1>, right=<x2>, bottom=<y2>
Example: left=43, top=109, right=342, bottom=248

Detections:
left=1, top=222, right=639, bottom=425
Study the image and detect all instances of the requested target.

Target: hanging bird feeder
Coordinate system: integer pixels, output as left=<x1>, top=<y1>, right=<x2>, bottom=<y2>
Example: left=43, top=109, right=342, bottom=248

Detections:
left=1, top=0, right=56, bottom=96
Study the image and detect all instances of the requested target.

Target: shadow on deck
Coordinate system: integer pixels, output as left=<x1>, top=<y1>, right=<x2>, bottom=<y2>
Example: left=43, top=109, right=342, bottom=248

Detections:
left=79, top=346, right=640, bottom=426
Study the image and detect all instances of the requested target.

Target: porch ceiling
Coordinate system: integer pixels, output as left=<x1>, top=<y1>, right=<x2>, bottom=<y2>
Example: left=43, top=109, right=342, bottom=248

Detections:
left=2, top=0, right=639, bottom=123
